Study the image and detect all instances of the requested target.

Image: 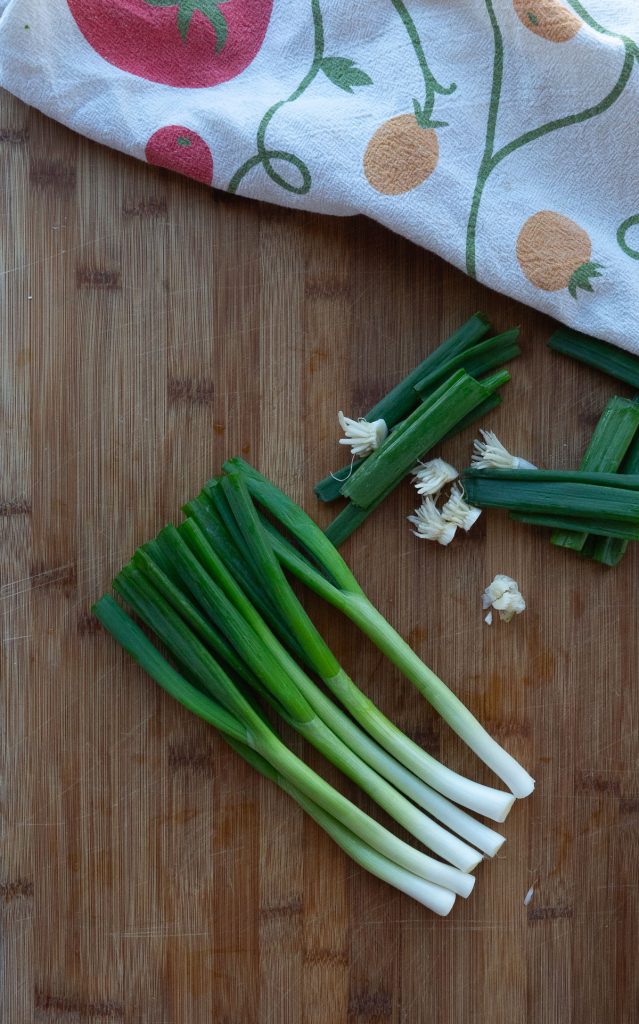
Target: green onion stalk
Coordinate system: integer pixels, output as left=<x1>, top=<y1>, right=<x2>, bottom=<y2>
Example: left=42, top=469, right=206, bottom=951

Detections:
left=210, top=473, right=515, bottom=823
left=584, top=425, right=639, bottom=566
left=224, top=458, right=535, bottom=801
left=550, top=397, right=639, bottom=551
left=127, top=525, right=480, bottom=883
left=184, top=494, right=506, bottom=856
left=462, top=471, right=639, bottom=527
left=93, top=596, right=457, bottom=916
left=107, top=568, right=474, bottom=896
left=548, top=326, right=639, bottom=389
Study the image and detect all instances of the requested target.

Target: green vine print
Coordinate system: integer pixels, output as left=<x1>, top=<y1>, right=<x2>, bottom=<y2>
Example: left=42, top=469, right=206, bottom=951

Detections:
left=390, top=0, right=456, bottom=128
left=363, top=1, right=455, bottom=196
left=228, top=0, right=371, bottom=196
left=466, top=0, right=638, bottom=280
left=617, top=215, right=639, bottom=260
left=565, top=0, right=639, bottom=54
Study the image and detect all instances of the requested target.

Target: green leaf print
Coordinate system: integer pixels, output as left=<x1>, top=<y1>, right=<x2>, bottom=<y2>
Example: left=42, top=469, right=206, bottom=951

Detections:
left=144, top=0, right=231, bottom=50
left=321, top=57, right=373, bottom=93
left=228, top=0, right=371, bottom=196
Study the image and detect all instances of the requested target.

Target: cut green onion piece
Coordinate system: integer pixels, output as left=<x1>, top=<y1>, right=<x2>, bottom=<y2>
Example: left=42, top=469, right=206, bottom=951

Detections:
left=581, top=535, right=627, bottom=567
left=441, top=394, right=502, bottom=441
left=462, top=473, right=639, bottom=524
left=551, top=397, right=639, bottom=551
left=321, top=395, right=505, bottom=537
left=584, top=421, right=639, bottom=565
left=324, top=489, right=390, bottom=546
left=414, top=330, right=520, bottom=397
left=315, top=460, right=367, bottom=503
left=316, top=394, right=503, bottom=505
left=509, top=513, right=639, bottom=541
left=227, top=459, right=533, bottom=802
left=365, top=313, right=491, bottom=427
left=341, top=371, right=507, bottom=510
left=548, top=326, right=639, bottom=389
left=462, top=468, right=639, bottom=489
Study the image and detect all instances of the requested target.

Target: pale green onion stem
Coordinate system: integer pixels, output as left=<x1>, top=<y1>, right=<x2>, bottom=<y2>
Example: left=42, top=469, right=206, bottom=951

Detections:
left=277, top=775, right=457, bottom=916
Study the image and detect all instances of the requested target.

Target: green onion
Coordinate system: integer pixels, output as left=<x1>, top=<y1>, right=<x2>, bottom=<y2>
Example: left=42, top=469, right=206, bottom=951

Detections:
left=191, top=513, right=505, bottom=853
left=365, top=313, right=491, bottom=426
left=413, top=330, right=520, bottom=397
left=314, top=460, right=368, bottom=503
left=226, top=458, right=534, bottom=800
left=94, top=459, right=537, bottom=911
left=324, top=484, right=395, bottom=547
left=339, top=370, right=508, bottom=511
left=461, top=471, right=639, bottom=524
left=217, top=470, right=513, bottom=831
left=112, top=563, right=475, bottom=892
left=138, top=523, right=481, bottom=884
left=548, top=326, right=639, bottom=389
left=461, top=467, right=639, bottom=489
left=584, top=424, right=639, bottom=565
left=510, top=513, right=639, bottom=541
left=550, top=397, right=639, bottom=551
left=93, top=596, right=457, bottom=915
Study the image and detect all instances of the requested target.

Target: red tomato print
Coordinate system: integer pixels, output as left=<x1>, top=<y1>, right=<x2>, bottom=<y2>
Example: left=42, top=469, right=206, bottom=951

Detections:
left=145, top=126, right=214, bottom=184
left=67, top=0, right=273, bottom=88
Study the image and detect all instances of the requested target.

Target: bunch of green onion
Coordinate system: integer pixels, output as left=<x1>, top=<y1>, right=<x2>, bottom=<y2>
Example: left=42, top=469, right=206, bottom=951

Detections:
left=314, top=314, right=521, bottom=544
left=93, top=460, right=534, bottom=915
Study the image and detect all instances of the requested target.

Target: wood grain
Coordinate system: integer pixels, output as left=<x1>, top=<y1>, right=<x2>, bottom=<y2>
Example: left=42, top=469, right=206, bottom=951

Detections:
left=1, top=91, right=638, bottom=1023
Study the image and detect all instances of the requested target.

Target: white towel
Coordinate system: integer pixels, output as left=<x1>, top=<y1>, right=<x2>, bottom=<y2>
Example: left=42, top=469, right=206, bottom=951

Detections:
left=1, top=0, right=638, bottom=350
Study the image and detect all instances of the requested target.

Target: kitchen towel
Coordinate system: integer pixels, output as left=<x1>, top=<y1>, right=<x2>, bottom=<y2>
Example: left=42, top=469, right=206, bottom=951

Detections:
left=1, top=0, right=638, bottom=350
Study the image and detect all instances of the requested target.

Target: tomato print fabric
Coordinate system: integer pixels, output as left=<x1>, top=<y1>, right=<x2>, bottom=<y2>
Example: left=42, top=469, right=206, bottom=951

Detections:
left=1, top=0, right=638, bottom=350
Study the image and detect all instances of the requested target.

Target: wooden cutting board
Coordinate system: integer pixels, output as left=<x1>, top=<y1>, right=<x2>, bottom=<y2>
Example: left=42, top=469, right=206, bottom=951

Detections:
left=1, top=93, right=637, bottom=1024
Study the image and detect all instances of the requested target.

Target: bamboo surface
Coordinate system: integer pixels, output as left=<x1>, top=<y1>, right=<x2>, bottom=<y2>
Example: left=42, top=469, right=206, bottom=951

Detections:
left=1, top=92, right=638, bottom=1024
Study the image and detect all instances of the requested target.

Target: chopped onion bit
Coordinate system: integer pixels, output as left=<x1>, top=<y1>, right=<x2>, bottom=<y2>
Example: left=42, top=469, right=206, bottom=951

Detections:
left=412, top=458, right=458, bottom=496
left=338, top=412, right=388, bottom=457
left=482, top=575, right=526, bottom=623
left=441, top=483, right=482, bottom=531
left=408, top=497, right=457, bottom=546
left=472, top=429, right=537, bottom=471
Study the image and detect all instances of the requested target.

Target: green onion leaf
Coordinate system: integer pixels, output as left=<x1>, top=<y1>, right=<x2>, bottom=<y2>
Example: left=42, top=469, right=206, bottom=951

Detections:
left=551, top=397, right=639, bottom=551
